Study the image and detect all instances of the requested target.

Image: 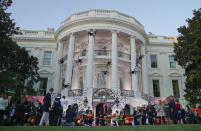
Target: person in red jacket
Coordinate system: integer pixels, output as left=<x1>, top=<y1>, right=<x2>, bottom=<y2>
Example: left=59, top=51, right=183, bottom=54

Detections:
left=175, top=100, right=181, bottom=124
left=190, top=104, right=201, bottom=123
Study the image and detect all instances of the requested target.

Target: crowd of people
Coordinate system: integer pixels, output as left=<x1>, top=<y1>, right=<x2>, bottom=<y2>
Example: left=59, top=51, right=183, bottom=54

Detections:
left=0, top=87, right=201, bottom=126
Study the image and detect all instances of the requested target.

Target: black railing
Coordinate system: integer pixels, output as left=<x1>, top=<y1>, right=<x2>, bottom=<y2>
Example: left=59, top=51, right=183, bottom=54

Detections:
left=93, top=88, right=114, bottom=99
left=94, top=50, right=110, bottom=56
left=141, top=92, right=155, bottom=101
left=120, top=90, right=135, bottom=97
left=68, top=89, right=83, bottom=96
left=118, top=51, right=130, bottom=60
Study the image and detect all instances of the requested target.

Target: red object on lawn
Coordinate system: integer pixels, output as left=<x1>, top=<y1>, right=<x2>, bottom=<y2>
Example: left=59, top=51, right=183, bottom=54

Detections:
left=152, top=96, right=169, bottom=105
left=25, top=95, right=44, bottom=104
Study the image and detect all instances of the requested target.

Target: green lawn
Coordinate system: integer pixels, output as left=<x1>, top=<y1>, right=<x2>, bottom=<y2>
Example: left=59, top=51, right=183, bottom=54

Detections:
left=0, top=124, right=201, bottom=131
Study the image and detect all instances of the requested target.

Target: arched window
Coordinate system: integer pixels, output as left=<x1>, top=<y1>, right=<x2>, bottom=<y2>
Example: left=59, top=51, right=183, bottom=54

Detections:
left=97, top=73, right=106, bottom=88
left=79, top=76, right=83, bottom=89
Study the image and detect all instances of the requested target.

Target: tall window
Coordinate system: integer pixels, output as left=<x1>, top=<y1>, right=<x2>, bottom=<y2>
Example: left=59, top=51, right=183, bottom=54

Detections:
left=119, top=78, right=123, bottom=90
left=79, top=76, right=84, bottom=89
left=153, top=80, right=160, bottom=97
left=150, top=55, right=157, bottom=68
left=43, top=51, right=52, bottom=65
left=169, top=55, right=176, bottom=68
left=62, top=78, right=65, bottom=89
left=39, top=78, right=48, bottom=96
left=172, top=80, right=180, bottom=98
left=97, top=73, right=106, bottom=88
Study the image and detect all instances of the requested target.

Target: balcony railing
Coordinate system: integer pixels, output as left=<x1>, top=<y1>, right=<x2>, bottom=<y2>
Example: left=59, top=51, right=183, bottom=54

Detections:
left=118, top=51, right=130, bottom=60
left=68, top=89, right=83, bottom=96
left=76, top=50, right=131, bottom=61
left=94, top=50, right=110, bottom=56
left=141, top=92, right=155, bottom=101
left=120, top=90, right=135, bottom=97
left=93, top=88, right=114, bottom=99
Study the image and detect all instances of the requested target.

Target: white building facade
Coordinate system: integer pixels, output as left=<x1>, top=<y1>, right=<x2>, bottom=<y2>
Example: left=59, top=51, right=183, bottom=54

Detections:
left=13, top=10, right=186, bottom=112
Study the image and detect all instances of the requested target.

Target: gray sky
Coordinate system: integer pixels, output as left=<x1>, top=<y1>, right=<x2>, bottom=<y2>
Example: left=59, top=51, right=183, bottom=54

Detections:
left=9, top=0, right=201, bottom=36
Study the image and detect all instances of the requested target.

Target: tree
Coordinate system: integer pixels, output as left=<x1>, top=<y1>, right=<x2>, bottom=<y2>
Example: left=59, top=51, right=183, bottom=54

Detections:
left=0, top=0, right=39, bottom=99
left=174, top=8, right=201, bottom=104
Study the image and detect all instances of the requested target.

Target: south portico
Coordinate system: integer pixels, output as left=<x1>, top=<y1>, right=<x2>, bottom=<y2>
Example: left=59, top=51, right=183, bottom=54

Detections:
left=54, top=29, right=149, bottom=110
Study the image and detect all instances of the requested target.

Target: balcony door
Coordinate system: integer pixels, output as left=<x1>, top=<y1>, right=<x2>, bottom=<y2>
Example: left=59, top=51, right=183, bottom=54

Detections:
left=97, top=73, right=106, bottom=88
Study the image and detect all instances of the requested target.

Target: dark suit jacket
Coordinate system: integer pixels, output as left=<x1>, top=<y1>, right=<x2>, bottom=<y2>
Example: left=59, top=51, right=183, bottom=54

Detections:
left=100, top=106, right=107, bottom=116
left=168, top=100, right=177, bottom=112
left=43, top=93, right=51, bottom=112
left=66, top=109, right=75, bottom=123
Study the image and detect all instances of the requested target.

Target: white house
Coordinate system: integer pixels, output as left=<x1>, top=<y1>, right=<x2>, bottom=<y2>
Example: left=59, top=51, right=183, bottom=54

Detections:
left=13, top=10, right=186, bottom=113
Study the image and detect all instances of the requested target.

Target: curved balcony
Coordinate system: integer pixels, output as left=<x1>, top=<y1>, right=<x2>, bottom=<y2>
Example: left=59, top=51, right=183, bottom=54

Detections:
left=75, top=49, right=131, bottom=62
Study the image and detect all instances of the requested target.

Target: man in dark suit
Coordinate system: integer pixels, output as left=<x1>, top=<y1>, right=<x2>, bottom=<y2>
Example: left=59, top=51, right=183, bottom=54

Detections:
left=39, top=88, right=54, bottom=126
left=100, top=104, right=107, bottom=126
left=168, top=96, right=177, bottom=124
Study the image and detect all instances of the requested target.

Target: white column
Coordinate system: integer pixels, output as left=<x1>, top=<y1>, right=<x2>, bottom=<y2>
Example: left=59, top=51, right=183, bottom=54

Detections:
left=130, top=36, right=140, bottom=97
left=54, top=40, right=63, bottom=93
left=111, top=31, right=118, bottom=90
left=141, top=45, right=149, bottom=94
left=85, top=30, right=95, bottom=108
left=64, top=33, right=75, bottom=89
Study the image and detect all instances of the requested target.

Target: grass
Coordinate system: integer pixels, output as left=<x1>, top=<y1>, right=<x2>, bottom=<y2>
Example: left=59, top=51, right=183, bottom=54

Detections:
left=0, top=124, right=201, bottom=131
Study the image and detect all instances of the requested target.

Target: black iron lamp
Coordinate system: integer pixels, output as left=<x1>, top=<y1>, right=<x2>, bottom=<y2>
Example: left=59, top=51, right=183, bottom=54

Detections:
left=107, top=61, right=111, bottom=66
left=64, top=83, right=71, bottom=88
left=130, top=68, right=138, bottom=74
left=88, top=29, right=96, bottom=36
left=103, top=70, right=108, bottom=75
left=76, top=56, right=82, bottom=64
left=59, top=58, right=64, bottom=64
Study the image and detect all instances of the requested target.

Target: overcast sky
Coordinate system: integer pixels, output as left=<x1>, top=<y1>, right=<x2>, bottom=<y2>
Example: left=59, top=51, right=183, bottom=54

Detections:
left=9, top=0, right=201, bottom=36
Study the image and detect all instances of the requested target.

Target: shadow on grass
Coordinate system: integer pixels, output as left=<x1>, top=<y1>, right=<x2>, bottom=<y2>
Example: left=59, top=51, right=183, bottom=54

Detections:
left=0, top=124, right=201, bottom=131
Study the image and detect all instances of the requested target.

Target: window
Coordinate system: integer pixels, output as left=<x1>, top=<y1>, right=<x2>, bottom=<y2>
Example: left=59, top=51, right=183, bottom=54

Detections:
left=97, top=73, right=106, bottom=88
left=118, top=51, right=123, bottom=57
left=150, top=55, right=157, bottom=68
left=43, top=51, right=52, bottom=65
left=79, top=76, right=84, bottom=89
left=39, top=78, right=48, bottom=96
left=153, top=80, right=160, bottom=97
left=62, top=78, right=65, bottom=89
left=169, top=55, right=176, bottom=68
left=119, top=78, right=123, bottom=90
left=81, top=49, right=86, bottom=56
left=172, top=80, right=180, bottom=98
